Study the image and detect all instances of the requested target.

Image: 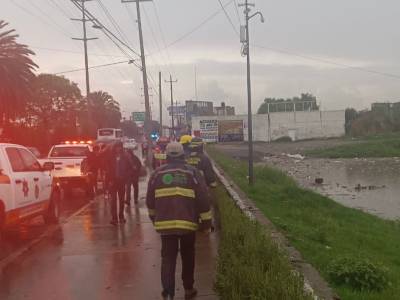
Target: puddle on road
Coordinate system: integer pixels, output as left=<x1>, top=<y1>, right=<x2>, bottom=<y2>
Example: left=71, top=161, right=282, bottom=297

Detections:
left=262, top=157, right=400, bottom=220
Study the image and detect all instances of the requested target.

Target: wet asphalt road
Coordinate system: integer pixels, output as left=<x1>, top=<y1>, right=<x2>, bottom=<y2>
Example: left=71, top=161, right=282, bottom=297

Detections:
left=0, top=180, right=218, bottom=300
left=0, top=190, right=90, bottom=262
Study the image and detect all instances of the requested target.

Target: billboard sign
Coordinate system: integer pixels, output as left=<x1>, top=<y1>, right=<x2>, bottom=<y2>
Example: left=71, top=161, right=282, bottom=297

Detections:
left=218, top=120, right=244, bottom=142
left=199, top=119, right=218, bottom=142
left=132, top=112, right=145, bottom=123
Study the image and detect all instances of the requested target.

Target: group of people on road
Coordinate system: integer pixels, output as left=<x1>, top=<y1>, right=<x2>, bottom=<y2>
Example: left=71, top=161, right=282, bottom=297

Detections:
left=85, top=135, right=216, bottom=300
left=83, top=141, right=142, bottom=225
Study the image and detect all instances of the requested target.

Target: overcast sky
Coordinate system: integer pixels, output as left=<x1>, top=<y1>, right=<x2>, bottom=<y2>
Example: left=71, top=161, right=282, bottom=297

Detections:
left=3, top=0, right=400, bottom=121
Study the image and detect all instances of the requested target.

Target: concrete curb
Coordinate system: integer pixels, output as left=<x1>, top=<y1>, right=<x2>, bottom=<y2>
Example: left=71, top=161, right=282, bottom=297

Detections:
left=210, top=158, right=340, bottom=300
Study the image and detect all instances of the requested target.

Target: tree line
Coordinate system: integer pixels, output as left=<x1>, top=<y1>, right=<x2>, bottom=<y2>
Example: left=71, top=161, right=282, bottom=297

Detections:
left=257, top=93, right=319, bottom=114
left=0, top=21, right=138, bottom=152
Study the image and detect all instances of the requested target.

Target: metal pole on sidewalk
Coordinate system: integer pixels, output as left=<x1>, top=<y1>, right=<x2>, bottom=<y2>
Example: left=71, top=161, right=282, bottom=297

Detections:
left=239, top=0, right=264, bottom=185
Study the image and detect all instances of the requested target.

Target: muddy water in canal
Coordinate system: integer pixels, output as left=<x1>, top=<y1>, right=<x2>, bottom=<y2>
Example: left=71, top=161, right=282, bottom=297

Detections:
left=262, top=157, right=400, bottom=220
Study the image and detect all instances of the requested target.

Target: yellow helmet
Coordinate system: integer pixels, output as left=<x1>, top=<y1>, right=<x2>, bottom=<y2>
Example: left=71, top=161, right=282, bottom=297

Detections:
left=179, top=135, right=193, bottom=145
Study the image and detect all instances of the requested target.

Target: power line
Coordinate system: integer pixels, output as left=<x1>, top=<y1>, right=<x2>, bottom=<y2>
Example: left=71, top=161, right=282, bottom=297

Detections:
left=96, top=0, right=135, bottom=48
left=217, top=0, right=239, bottom=35
left=165, top=0, right=235, bottom=50
left=31, top=46, right=127, bottom=58
left=70, top=0, right=141, bottom=58
left=54, top=60, right=131, bottom=75
left=233, top=0, right=242, bottom=26
left=253, top=44, right=400, bottom=80
left=10, top=0, right=76, bottom=42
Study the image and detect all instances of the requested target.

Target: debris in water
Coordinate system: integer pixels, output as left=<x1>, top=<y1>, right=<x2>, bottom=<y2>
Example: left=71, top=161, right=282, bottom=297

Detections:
left=315, top=178, right=324, bottom=184
left=286, top=153, right=305, bottom=160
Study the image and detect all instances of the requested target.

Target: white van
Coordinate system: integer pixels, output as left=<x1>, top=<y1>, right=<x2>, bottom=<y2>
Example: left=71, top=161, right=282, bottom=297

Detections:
left=97, top=128, right=123, bottom=142
left=0, top=143, right=60, bottom=235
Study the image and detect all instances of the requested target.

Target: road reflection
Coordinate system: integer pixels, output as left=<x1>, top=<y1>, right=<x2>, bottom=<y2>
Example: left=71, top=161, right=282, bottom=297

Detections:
left=0, top=189, right=90, bottom=262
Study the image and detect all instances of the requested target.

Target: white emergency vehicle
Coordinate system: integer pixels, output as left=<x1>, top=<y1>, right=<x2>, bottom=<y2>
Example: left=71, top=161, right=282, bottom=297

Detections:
left=43, top=141, right=92, bottom=194
left=97, top=128, right=123, bottom=142
left=0, top=143, right=60, bottom=235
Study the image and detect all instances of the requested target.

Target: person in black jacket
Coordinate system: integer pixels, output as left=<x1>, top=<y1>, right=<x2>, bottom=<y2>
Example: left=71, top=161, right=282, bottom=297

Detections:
left=105, top=141, right=134, bottom=225
left=185, top=137, right=217, bottom=188
left=125, top=148, right=142, bottom=206
left=146, top=142, right=212, bottom=300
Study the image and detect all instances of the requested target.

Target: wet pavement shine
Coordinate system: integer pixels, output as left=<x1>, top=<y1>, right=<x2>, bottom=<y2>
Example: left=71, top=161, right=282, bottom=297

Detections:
left=0, top=178, right=219, bottom=300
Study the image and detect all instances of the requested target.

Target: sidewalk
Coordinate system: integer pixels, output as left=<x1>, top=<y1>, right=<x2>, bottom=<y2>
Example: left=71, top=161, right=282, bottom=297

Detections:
left=0, top=176, right=219, bottom=300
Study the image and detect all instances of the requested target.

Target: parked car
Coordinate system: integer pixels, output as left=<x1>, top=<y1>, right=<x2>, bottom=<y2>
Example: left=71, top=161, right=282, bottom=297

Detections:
left=41, top=141, right=92, bottom=195
left=0, top=143, right=60, bottom=236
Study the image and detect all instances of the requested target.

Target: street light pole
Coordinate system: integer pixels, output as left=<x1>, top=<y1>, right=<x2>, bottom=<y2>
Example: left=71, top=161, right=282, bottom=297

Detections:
left=240, top=0, right=264, bottom=185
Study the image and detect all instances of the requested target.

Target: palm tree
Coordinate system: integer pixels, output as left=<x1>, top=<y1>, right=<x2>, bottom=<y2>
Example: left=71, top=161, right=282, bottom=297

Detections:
left=0, top=20, right=37, bottom=126
left=88, top=91, right=122, bottom=129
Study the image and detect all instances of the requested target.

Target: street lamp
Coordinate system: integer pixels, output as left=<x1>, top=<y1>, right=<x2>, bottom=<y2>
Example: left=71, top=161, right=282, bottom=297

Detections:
left=240, top=1, right=264, bottom=185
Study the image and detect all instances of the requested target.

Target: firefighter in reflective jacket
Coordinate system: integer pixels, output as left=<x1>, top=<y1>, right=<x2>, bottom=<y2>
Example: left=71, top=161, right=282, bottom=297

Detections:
left=146, top=142, right=212, bottom=300
left=152, top=136, right=170, bottom=169
left=185, top=137, right=217, bottom=188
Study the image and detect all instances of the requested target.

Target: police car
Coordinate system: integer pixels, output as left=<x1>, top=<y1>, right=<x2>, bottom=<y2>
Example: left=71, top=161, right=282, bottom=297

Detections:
left=0, top=143, right=60, bottom=235
left=43, top=141, right=92, bottom=195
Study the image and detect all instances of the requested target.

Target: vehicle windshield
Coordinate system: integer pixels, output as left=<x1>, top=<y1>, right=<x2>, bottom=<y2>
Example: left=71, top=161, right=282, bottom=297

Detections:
left=98, top=129, right=114, bottom=136
left=49, top=146, right=88, bottom=158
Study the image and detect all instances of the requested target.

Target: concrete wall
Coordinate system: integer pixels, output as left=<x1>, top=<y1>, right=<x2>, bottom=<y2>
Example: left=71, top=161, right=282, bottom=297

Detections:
left=192, top=110, right=345, bottom=142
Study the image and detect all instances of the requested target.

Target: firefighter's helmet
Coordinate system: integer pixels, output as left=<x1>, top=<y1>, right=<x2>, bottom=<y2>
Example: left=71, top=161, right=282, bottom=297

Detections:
left=166, top=142, right=184, bottom=158
left=179, top=135, right=193, bottom=145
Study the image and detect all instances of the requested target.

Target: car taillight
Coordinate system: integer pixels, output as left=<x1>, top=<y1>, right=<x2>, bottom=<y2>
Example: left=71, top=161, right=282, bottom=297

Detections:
left=0, top=174, right=11, bottom=184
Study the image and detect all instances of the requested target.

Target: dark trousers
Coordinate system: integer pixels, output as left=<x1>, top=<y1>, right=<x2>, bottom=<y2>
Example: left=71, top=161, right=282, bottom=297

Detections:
left=110, top=180, right=125, bottom=221
left=161, top=233, right=196, bottom=298
left=125, top=179, right=139, bottom=204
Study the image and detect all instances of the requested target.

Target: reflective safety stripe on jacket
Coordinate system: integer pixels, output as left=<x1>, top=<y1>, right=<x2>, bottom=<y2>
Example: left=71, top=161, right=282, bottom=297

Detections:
left=155, top=187, right=195, bottom=198
left=155, top=220, right=198, bottom=231
left=154, top=153, right=167, bottom=160
left=146, top=161, right=212, bottom=235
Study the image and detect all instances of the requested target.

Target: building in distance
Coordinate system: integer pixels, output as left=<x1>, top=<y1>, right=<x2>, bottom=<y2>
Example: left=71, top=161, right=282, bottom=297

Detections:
left=214, top=102, right=235, bottom=116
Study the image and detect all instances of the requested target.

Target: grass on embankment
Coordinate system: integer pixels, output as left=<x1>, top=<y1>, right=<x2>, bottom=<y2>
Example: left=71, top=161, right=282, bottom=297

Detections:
left=213, top=185, right=310, bottom=300
left=305, top=134, right=400, bottom=158
left=209, top=146, right=400, bottom=300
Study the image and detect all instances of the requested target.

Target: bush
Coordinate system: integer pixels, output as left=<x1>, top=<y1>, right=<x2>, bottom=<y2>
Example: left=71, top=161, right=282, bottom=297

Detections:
left=214, top=186, right=310, bottom=300
left=274, top=136, right=292, bottom=142
left=327, top=257, right=390, bottom=292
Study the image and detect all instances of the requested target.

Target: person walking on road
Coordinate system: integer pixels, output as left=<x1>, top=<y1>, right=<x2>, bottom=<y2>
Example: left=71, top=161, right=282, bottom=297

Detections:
left=105, top=141, right=134, bottom=225
left=185, top=137, right=217, bottom=188
left=146, top=142, right=213, bottom=300
left=125, top=148, right=142, bottom=206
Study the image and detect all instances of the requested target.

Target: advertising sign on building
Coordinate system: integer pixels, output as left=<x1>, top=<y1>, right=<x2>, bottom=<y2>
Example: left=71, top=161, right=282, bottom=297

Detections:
left=218, top=120, right=244, bottom=142
left=199, top=119, right=218, bottom=142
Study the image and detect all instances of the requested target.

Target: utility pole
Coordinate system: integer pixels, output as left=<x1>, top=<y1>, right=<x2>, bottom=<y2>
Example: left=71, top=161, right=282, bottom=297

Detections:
left=159, top=71, right=163, bottom=136
left=239, top=0, right=264, bottom=185
left=122, top=0, right=152, bottom=163
left=165, top=75, right=178, bottom=139
left=194, top=65, right=198, bottom=101
left=72, top=0, right=97, bottom=97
